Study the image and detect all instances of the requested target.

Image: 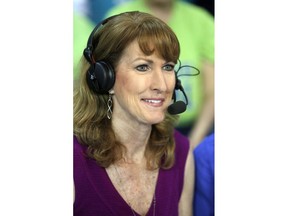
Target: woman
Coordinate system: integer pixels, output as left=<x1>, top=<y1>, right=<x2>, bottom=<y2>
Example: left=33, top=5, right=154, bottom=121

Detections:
left=74, top=11, right=194, bottom=216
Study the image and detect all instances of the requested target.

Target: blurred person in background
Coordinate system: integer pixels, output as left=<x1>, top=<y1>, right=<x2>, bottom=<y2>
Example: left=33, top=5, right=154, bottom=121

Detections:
left=193, top=132, right=215, bottom=216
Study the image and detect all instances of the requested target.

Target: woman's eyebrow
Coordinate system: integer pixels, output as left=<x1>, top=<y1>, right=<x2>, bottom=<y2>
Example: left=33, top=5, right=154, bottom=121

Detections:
left=132, top=57, right=154, bottom=64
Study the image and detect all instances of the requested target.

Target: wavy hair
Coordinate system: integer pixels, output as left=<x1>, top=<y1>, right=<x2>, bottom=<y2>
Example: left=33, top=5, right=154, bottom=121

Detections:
left=74, top=11, right=180, bottom=169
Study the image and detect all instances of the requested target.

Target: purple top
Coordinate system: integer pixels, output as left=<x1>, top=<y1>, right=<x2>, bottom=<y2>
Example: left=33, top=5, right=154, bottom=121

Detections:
left=74, top=130, right=190, bottom=216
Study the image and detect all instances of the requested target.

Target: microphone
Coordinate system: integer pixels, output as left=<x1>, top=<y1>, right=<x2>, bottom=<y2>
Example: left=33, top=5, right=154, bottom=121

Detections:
left=167, top=101, right=187, bottom=115
left=167, top=60, right=200, bottom=115
left=167, top=78, right=188, bottom=115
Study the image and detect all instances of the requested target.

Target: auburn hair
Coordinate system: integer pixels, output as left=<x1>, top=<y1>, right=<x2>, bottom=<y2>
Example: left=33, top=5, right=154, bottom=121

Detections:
left=73, top=11, right=180, bottom=169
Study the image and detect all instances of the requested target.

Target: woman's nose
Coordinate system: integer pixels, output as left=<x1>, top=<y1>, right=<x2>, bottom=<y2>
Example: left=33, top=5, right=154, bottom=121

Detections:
left=150, top=68, right=168, bottom=92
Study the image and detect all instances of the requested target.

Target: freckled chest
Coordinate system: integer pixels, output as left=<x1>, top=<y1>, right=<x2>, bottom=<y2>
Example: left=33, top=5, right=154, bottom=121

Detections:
left=106, top=164, right=158, bottom=215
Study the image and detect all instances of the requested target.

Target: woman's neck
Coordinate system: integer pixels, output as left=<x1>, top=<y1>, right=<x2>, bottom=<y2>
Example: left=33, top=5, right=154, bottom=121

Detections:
left=112, top=117, right=152, bottom=164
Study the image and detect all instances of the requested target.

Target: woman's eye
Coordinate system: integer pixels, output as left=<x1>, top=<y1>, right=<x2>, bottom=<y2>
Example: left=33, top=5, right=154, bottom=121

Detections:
left=163, top=64, right=175, bottom=71
left=136, top=65, right=149, bottom=72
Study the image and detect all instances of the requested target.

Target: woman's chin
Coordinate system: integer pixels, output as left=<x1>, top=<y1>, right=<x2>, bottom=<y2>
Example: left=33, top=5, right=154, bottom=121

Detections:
left=146, top=113, right=166, bottom=125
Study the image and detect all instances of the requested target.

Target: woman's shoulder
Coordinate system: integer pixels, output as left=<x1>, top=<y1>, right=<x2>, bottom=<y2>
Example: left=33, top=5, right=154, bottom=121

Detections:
left=73, top=135, right=87, bottom=159
left=73, top=135, right=81, bottom=151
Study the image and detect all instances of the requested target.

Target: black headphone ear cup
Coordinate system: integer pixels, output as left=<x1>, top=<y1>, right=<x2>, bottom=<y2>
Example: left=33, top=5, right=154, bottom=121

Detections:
left=95, top=61, right=115, bottom=92
left=86, top=65, right=98, bottom=93
left=86, top=61, right=115, bottom=94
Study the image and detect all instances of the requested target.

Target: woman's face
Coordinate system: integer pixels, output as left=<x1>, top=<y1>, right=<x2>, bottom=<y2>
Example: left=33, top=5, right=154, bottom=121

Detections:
left=112, top=40, right=176, bottom=125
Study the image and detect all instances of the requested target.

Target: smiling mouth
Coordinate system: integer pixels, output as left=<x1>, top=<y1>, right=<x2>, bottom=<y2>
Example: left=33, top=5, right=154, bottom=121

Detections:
left=141, top=99, right=165, bottom=107
left=143, top=99, right=162, bottom=104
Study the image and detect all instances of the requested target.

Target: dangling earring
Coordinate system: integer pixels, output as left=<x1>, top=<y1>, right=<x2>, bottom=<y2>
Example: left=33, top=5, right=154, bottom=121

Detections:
left=107, top=94, right=113, bottom=119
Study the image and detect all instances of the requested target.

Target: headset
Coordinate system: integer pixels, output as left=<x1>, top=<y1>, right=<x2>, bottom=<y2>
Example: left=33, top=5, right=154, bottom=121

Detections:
left=83, top=12, right=199, bottom=114
left=83, top=14, right=120, bottom=94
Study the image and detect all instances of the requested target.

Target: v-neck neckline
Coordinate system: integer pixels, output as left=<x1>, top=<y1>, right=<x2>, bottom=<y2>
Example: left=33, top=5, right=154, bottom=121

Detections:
left=103, top=166, right=160, bottom=216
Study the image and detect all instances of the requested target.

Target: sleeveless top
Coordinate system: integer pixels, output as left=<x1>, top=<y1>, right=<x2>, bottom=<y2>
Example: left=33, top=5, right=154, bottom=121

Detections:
left=74, top=130, right=190, bottom=216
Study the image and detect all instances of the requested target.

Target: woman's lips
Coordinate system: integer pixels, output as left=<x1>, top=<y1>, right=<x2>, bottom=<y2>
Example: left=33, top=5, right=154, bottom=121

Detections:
left=141, top=98, right=165, bottom=107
